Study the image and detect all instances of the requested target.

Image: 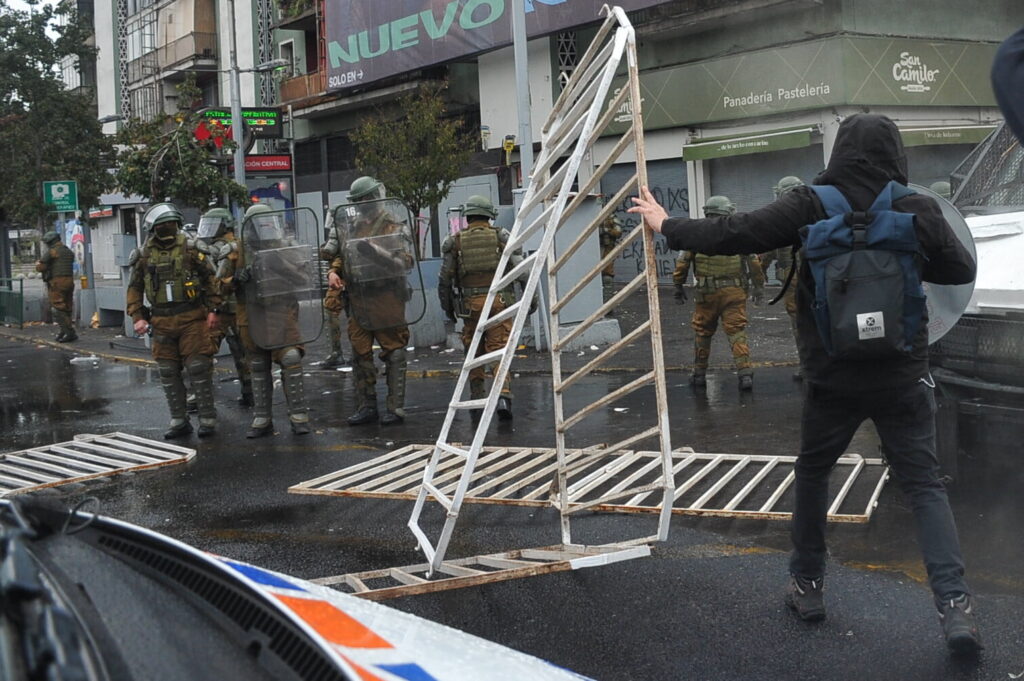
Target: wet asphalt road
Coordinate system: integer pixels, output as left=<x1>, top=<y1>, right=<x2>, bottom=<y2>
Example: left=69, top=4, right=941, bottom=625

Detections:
left=1, top=336, right=1022, bottom=681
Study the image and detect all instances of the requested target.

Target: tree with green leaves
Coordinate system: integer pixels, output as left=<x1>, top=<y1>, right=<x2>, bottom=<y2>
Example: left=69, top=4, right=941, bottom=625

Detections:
left=351, top=84, right=474, bottom=231
left=0, top=0, right=113, bottom=227
left=114, top=76, right=249, bottom=209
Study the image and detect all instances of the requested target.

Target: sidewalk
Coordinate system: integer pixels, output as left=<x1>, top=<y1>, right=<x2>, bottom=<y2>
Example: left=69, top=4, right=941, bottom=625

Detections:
left=0, top=285, right=799, bottom=377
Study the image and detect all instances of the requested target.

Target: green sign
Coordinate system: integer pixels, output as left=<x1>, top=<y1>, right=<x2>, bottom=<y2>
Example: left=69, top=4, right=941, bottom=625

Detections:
left=899, top=125, right=997, bottom=148
left=607, top=37, right=998, bottom=133
left=683, top=127, right=813, bottom=162
left=200, top=108, right=282, bottom=138
left=43, top=181, right=78, bottom=213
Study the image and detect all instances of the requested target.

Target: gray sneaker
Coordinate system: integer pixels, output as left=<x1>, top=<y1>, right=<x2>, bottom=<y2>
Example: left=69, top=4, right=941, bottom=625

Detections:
left=786, top=575, right=825, bottom=621
left=937, top=594, right=983, bottom=654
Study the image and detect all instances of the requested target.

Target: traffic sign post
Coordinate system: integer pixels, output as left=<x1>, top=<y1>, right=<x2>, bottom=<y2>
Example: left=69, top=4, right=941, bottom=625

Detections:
left=43, top=181, right=78, bottom=213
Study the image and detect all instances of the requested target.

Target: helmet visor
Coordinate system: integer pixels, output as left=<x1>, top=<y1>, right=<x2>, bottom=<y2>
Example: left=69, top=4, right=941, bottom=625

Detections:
left=251, top=214, right=285, bottom=243
left=198, top=215, right=226, bottom=239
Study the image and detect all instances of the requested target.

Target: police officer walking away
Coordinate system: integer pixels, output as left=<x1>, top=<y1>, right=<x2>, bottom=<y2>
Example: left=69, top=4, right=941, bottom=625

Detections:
left=598, top=205, right=623, bottom=302
left=196, top=207, right=253, bottom=406
left=672, top=195, right=764, bottom=390
left=630, top=113, right=981, bottom=653
left=36, top=230, right=77, bottom=342
left=758, top=176, right=804, bottom=378
left=127, top=203, right=222, bottom=439
left=438, top=195, right=531, bottom=420
left=327, top=176, right=414, bottom=426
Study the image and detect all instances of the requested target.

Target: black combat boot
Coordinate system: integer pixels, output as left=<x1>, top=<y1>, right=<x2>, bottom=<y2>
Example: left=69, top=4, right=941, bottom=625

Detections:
left=164, top=420, right=193, bottom=440
left=347, top=405, right=379, bottom=426
left=738, top=374, right=754, bottom=391
left=496, top=396, right=513, bottom=421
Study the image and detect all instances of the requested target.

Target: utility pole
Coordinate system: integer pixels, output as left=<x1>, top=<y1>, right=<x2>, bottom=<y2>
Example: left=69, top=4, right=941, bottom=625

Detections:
left=511, top=0, right=534, bottom=185
left=227, top=0, right=246, bottom=217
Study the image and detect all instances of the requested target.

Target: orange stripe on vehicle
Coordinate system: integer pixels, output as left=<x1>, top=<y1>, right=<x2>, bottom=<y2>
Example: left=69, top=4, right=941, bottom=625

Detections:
left=274, top=594, right=392, bottom=649
left=341, top=656, right=388, bottom=681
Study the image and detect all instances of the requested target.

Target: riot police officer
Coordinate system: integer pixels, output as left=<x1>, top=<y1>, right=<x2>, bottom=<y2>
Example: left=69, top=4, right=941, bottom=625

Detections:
left=35, top=231, right=77, bottom=342
left=327, top=176, right=415, bottom=426
left=318, top=209, right=348, bottom=369
left=126, top=203, right=222, bottom=438
left=673, top=195, right=764, bottom=391
left=229, top=203, right=311, bottom=437
left=598, top=206, right=623, bottom=301
left=438, top=195, right=532, bottom=420
left=196, top=207, right=253, bottom=405
left=758, top=176, right=804, bottom=377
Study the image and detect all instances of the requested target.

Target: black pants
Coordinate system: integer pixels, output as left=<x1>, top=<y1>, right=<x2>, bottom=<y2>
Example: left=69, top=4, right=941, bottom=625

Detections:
left=789, top=380, right=968, bottom=600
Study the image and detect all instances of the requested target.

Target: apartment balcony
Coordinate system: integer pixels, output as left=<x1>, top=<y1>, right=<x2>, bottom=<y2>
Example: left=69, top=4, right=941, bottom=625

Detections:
left=280, top=71, right=325, bottom=106
left=158, top=31, right=217, bottom=72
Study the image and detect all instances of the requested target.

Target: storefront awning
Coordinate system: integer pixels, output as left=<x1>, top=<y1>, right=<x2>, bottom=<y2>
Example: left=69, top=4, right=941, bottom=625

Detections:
left=682, top=126, right=815, bottom=162
left=899, top=125, right=997, bottom=147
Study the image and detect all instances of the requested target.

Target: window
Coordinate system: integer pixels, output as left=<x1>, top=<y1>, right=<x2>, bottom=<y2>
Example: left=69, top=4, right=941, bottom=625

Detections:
left=278, top=40, right=295, bottom=78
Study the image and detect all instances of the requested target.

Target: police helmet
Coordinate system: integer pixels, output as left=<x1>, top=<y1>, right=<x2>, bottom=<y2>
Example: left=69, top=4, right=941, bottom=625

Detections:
left=243, top=203, right=285, bottom=243
left=197, top=207, right=235, bottom=241
left=349, top=176, right=385, bottom=202
left=773, top=176, right=805, bottom=196
left=462, top=194, right=497, bottom=220
left=41, top=231, right=61, bottom=245
left=929, top=181, right=951, bottom=199
left=142, top=202, right=183, bottom=244
left=703, top=195, right=736, bottom=217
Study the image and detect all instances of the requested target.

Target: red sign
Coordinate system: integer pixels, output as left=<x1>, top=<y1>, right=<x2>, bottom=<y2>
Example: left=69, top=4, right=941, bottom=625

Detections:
left=239, top=155, right=292, bottom=173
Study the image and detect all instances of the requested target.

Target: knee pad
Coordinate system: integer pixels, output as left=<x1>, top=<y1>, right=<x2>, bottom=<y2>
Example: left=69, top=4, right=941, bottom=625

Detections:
left=185, top=354, right=213, bottom=377
left=280, top=347, right=302, bottom=369
left=156, top=359, right=182, bottom=379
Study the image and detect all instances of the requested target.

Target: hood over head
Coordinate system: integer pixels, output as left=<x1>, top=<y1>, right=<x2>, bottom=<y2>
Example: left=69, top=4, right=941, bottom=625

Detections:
left=813, top=114, right=908, bottom=208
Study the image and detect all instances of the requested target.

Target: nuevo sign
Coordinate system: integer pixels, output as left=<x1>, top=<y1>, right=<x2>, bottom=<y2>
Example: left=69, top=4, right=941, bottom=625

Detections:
left=325, top=0, right=665, bottom=92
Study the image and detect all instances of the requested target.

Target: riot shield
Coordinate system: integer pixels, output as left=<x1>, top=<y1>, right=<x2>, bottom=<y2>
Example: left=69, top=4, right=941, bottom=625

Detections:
left=908, top=184, right=977, bottom=344
left=240, top=207, right=323, bottom=350
left=331, top=197, right=426, bottom=331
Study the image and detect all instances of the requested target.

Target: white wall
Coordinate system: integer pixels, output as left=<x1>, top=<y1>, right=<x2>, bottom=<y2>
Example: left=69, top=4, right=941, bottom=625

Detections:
left=477, top=38, right=553, bottom=151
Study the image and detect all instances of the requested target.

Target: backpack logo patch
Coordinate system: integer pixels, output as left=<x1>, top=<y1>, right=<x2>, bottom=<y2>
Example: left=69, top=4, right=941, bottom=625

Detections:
left=857, top=312, right=885, bottom=340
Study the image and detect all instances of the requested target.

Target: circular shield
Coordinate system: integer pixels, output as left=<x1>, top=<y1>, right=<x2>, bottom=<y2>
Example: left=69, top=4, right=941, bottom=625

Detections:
left=908, top=184, right=977, bottom=344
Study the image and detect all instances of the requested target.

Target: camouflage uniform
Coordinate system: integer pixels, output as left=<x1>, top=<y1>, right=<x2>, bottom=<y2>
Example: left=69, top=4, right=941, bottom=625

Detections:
left=759, top=176, right=804, bottom=378
left=127, top=203, right=222, bottom=438
left=35, top=232, right=77, bottom=342
left=599, top=214, right=623, bottom=279
left=319, top=210, right=347, bottom=368
left=438, top=195, right=528, bottom=420
left=674, top=195, right=764, bottom=390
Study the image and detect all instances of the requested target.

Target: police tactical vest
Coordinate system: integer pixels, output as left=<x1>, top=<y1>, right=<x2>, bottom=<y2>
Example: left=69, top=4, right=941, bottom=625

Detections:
left=48, top=245, right=75, bottom=279
left=143, top=234, right=203, bottom=307
left=457, top=223, right=501, bottom=287
left=693, top=254, right=745, bottom=289
left=803, top=181, right=924, bottom=359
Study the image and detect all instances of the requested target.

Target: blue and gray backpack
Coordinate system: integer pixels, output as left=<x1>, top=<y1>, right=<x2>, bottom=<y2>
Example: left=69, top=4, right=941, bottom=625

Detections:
left=802, top=181, right=926, bottom=359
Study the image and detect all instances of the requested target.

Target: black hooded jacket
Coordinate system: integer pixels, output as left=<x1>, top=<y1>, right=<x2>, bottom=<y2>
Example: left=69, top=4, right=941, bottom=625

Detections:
left=661, top=114, right=976, bottom=391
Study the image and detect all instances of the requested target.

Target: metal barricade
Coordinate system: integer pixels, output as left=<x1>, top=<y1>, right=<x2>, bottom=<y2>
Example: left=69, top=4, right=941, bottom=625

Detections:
left=0, top=278, right=24, bottom=328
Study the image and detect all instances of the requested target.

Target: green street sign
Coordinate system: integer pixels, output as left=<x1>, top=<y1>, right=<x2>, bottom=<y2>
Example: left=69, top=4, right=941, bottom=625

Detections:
left=43, top=181, right=78, bottom=212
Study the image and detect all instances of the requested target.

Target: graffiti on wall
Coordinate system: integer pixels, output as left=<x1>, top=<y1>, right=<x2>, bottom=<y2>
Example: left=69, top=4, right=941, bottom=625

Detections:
left=608, top=184, right=688, bottom=283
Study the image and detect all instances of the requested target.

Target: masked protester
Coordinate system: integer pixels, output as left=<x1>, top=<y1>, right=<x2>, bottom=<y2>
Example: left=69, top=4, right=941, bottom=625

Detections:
left=327, top=176, right=416, bottom=426
left=438, top=195, right=533, bottom=421
left=196, top=207, right=253, bottom=406
left=758, top=176, right=805, bottom=378
left=673, top=195, right=764, bottom=391
left=629, top=114, right=980, bottom=654
left=227, top=203, right=311, bottom=437
left=36, top=231, right=77, bottom=342
left=126, top=202, right=223, bottom=439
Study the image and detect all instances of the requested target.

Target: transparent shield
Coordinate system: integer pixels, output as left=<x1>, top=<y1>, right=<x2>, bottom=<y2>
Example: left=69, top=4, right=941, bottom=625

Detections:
left=331, top=198, right=426, bottom=331
left=909, top=184, right=978, bottom=344
left=240, top=207, right=323, bottom=349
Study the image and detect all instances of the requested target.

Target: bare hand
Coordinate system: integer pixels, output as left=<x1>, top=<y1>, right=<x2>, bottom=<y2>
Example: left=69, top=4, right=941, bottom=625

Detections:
left=207, top=312, right=220, bottom=331
left=628, top=186, right=669, bottom=233
left=133, top=319, right=149, bottom=336
left=328, top=271, right=343, bottom=290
